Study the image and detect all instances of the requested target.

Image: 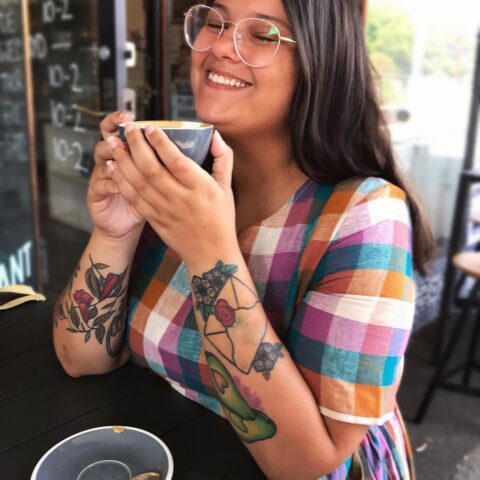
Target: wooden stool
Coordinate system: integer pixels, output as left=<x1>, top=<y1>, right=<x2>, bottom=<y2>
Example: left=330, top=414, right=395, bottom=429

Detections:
left=414, top=252, right=480, bottom=423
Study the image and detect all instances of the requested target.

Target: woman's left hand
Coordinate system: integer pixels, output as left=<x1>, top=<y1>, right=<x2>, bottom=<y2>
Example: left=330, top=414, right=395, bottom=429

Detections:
left=106, top=124, right=238, bottom=267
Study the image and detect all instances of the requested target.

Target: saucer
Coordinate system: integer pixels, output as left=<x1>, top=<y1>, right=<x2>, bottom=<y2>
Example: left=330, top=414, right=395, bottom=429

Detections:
left=31, top=426, right=173, bottom=480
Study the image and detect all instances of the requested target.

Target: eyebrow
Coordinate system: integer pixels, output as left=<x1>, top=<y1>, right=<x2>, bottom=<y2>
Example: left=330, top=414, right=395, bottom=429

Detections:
left=212, top=2, right=292, bottom=31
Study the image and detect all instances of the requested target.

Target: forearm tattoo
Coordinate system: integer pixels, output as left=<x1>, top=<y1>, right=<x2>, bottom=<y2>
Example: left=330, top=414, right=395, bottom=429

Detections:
left=191, top=261, right=283, bottom=379
left=192, top=261, right=285, bottom=443
left=54, top=255, right=128, bottom=357
left=207, top=352, right=276, bottom=443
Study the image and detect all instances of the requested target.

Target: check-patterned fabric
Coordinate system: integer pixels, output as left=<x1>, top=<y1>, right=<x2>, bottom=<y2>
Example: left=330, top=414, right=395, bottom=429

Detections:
left=127, top=177, right=415, bottom=479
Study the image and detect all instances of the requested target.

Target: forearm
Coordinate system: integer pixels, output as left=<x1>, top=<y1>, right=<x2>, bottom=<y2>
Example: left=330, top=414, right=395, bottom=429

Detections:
left=53, top=227, right=141, bottom=377
left=186, top=250, right=355, bottom=479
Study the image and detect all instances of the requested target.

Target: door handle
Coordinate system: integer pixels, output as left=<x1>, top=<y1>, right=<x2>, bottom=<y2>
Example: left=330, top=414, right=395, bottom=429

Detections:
left=125, top=41, right=137, bottom=68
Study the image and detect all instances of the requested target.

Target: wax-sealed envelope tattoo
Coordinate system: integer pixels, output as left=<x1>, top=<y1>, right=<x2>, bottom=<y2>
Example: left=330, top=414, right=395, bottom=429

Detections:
left=192, top=261, right=265, bottom=374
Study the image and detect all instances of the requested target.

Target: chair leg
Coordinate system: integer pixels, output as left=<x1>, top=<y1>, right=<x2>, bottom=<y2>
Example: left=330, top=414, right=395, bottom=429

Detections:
left=413, top=279, right=480, bottom=424
left=462, top=302, right=480, bottom=386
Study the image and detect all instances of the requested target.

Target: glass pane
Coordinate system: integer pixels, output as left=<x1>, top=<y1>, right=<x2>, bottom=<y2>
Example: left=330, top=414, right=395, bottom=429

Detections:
left=367, top=0, right=478, bottom=244
left=29, top=0, right=113, bottom=233
left=366, top=0, right=479, bottom=327
left=169, top=0, right=201, bottom=120
left=0, top=0, right=39, bottom=288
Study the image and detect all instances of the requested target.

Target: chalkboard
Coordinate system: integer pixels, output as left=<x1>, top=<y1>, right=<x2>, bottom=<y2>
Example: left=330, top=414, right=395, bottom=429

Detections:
left=0, top=0, right=40, bottom=289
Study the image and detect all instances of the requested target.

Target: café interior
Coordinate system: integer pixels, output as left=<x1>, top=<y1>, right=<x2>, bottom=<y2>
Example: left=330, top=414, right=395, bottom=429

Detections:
left=1, top=0, right=479, bottom=478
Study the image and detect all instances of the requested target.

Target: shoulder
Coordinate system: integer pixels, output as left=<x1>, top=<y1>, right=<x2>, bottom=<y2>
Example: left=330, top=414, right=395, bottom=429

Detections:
left=300, top=177, right=412, bottom=262
left=307, top=176, right=408, bottom=217
left=309, top=177, right=411, bottom=240
left=337, top=176, right=410, bottom=228
left=332, top=176, right=407, bottom=207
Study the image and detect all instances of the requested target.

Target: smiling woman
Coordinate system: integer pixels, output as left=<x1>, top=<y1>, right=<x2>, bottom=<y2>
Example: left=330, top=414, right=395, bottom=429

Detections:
left=53, top=1, right=432, bottom=479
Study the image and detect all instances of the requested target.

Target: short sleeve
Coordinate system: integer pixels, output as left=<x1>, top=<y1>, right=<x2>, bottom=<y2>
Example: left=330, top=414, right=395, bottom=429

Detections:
left=287, top=181, right=415, bottom=425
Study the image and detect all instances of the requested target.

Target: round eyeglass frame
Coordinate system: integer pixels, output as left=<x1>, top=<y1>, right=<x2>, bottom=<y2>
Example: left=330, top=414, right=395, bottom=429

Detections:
left=183, top=4, right=297, bottom=68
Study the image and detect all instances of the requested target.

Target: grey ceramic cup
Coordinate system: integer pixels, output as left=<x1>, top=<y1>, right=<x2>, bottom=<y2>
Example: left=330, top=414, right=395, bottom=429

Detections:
left=118, top=120, right=214, bottom=166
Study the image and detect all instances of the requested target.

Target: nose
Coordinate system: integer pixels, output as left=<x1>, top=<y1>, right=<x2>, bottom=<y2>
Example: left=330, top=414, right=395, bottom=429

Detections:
left=210, top=26, right=243, bottom=64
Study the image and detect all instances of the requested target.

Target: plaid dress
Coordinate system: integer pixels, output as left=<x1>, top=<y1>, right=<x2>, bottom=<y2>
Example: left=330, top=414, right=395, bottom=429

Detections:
left=127, top=177, right=416, bottom=479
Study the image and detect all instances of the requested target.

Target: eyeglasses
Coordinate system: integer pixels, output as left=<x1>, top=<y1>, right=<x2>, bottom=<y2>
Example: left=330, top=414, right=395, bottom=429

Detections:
left=184, top=4, right=296, bottom=68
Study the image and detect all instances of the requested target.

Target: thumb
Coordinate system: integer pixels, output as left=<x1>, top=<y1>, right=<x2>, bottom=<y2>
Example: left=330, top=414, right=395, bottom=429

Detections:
left=210, top=131, right=233, bottom=188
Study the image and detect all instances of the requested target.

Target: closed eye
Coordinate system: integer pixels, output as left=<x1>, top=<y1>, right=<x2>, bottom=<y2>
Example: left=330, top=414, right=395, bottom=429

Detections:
left=207, top=22, right=222, bottom=29
left=252, top=34, right=277, bottom=43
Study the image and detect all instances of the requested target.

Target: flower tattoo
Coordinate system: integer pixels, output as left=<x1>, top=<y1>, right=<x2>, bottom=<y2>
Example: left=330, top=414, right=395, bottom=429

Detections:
left=204, top=267, right=228, bottom=292
left=253, top=343, right=284, bottom=380
left=192, top=261, right=238, bottom=321
left=73, top=289, right=94, bottom=322
left=214, top=299, right=236, bottom=327
left=56, top=256, right=128, bottom=358
left=192, top=276, right=217, bottom=305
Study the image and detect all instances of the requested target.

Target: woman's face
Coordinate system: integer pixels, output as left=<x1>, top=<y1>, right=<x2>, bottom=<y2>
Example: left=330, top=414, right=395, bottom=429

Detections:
left=190, top=0, right=298, bottom=138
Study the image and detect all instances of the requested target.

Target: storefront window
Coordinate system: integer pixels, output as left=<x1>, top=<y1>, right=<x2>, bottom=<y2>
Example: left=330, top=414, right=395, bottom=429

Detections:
left=367, top=0, right=478, bottom=245
left=0, top=0, right=40, bottom=288
left=366, top=0, right=479, bottom=327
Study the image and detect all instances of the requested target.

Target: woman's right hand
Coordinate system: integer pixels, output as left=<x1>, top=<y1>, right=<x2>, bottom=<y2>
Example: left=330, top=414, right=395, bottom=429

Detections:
left=87, top=111, right=146, bottom=240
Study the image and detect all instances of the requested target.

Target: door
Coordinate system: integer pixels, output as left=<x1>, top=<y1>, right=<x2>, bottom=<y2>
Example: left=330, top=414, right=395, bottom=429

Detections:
left=29, top=0, right=129, bottom=232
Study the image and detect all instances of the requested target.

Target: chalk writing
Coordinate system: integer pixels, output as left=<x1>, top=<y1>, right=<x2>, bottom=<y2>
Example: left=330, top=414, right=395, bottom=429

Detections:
left=0, top=242, right=33, bottom=287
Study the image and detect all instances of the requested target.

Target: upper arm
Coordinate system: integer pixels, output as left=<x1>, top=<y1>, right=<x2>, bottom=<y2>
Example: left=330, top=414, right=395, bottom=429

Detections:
left=324, top=416, right=368, bottom=462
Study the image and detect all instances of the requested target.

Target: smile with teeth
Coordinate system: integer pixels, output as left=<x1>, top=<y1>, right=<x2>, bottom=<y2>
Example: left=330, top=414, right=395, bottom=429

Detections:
left=208, top=71, right=249, bottom=88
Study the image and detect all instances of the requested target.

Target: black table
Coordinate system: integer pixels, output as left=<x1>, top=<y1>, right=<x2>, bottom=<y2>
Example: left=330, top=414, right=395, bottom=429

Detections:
left=0, top=302, right=265, bottom=479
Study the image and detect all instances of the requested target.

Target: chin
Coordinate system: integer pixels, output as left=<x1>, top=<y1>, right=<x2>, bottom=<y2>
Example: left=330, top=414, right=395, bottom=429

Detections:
left=195, top=101, right=227, bottom=126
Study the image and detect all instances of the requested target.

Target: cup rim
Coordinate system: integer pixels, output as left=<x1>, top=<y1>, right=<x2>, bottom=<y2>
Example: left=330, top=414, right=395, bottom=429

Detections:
left=119, top=120, right=213, bottom=130
left=30, top=426, right=174, bottom=480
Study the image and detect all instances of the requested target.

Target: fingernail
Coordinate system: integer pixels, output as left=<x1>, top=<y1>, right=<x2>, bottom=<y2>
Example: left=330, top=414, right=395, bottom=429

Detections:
left=120, top=112, right=135, bottom=121
left=106, top=136, right=118, bottom=150
left=106, top=160, right=116, bottom=172
left=125, top=123, right=137, bottom=134
left=215, top=130, right=226, bottom=146
left=145, top=125, right=156, bottom=136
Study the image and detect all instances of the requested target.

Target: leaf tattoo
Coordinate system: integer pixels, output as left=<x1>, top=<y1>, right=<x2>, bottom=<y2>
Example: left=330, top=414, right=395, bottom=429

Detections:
left=56, top=256, right=128, bottom=357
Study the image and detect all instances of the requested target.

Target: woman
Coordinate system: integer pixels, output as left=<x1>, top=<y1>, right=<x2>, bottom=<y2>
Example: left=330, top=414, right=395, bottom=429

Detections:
left=53, top=0, right=433, bottom=478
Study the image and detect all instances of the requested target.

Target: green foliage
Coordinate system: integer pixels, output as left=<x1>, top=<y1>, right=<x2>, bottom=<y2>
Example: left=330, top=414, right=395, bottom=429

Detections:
left=367, top=5, right=415, bottom=76
left=369, top=52, right=398, bottom=103
left=423, top=28, right=474, bottom=78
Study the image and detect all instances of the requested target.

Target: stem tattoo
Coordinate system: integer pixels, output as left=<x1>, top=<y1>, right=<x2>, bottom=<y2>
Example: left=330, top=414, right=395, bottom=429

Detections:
left=55, top=255, right=128, bottom=357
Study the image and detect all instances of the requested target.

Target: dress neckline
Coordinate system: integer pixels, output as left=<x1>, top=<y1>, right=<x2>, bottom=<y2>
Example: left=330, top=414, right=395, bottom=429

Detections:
left=236, top=178, right=313, bottom=236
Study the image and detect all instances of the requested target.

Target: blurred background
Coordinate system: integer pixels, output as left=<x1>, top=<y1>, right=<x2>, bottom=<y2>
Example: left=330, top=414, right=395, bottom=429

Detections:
left=0, top=1, right=479, bottom=478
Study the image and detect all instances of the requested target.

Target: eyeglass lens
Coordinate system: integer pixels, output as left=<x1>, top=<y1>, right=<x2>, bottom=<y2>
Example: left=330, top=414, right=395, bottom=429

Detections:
left=185, top=5, right=281, bottom=67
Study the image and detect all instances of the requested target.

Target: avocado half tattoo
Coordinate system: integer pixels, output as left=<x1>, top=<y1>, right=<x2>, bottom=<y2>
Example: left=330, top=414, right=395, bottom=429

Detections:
left=191, top=261, right=275, bottom=376
left=55, top=255, right=128, bottom=357
left=206, top=352, right=276, bottom=443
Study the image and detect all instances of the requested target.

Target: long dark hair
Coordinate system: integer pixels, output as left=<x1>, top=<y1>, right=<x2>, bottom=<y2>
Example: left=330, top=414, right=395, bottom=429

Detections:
left=282, top=0, right=434, bottom=275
